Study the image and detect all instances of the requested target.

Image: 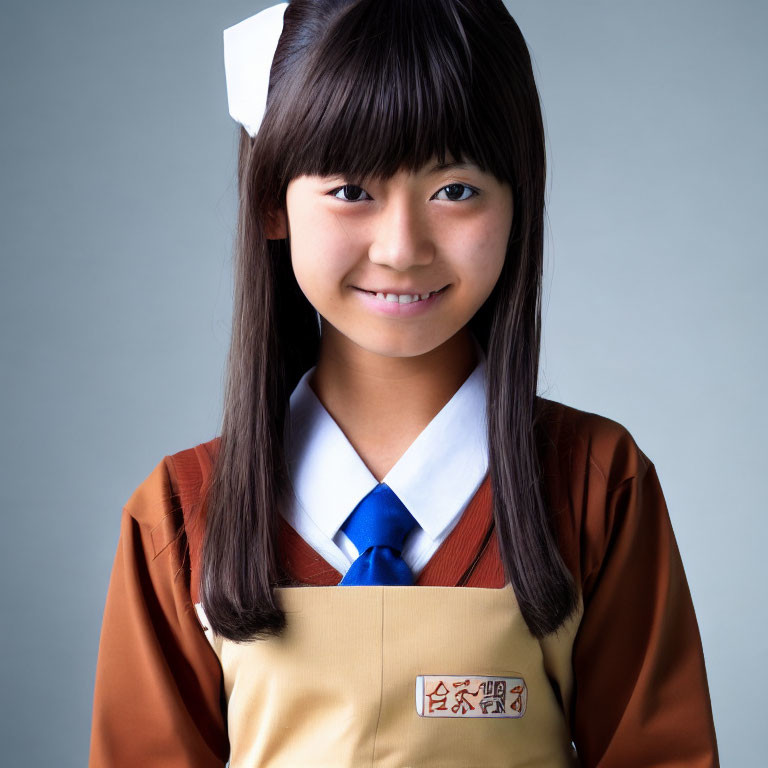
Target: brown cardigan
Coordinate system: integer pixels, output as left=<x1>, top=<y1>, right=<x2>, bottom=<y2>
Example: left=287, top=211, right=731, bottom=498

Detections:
left=88, top=397, right=719, bottom=767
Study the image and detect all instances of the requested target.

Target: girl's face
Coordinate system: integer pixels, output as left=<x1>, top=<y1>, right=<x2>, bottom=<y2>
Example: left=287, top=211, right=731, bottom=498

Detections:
left=269, top=156, right=513, bottom=360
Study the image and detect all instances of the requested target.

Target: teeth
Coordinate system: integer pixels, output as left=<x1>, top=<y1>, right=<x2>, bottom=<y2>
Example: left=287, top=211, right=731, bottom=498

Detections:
left=376, top=292, right=417, bottom=303
left=372, top=290, right=440, bottom=303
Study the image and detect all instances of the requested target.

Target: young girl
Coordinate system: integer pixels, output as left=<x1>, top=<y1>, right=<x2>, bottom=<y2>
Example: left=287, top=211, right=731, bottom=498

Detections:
left=89, top=1, right=719, bottom=766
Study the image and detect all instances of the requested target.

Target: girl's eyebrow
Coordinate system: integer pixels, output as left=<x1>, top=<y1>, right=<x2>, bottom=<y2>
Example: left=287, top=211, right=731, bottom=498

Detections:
left=428, top=160, right=475, bottom=173
left=316, top=160, right=477, bottom=183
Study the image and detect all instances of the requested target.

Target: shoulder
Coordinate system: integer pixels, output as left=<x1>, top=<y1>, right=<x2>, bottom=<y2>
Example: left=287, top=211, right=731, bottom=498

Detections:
left=535, top=397, right=659, bottom=588
left=121, top=438, right=221, bottom=565
left=123, top=437, right=221, bottom=525
left=536, top=396, right=651, bottom=492
left=164, top=436, right=221, bottom=507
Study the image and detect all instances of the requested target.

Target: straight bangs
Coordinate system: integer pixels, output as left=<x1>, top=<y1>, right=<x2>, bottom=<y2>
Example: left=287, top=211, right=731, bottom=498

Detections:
left=259, top=0, right=524, bottom=198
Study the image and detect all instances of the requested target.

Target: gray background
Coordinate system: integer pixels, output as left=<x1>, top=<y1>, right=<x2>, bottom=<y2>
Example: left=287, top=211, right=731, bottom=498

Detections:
left=1, top=0, right=765, bottom=765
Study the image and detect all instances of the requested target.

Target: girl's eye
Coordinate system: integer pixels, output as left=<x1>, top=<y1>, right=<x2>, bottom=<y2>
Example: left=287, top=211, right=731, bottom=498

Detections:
left=330, top=184, right=371, bottom=202
left=435, top=183, right=477, bottom=202
left=329, top=182, right=477, bottom=203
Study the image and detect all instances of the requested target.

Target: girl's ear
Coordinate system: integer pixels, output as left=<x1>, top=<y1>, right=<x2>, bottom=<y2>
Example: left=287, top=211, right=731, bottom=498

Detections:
left=265, top=207, right=288, bottom=240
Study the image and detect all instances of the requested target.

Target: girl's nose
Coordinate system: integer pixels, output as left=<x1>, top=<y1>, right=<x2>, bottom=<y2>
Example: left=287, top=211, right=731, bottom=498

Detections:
left=367, top=195, right=435, bottom=271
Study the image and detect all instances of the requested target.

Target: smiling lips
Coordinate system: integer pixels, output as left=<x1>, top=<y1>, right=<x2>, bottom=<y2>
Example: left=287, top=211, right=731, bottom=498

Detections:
left=354, top=285, right=449, bottom=304
left=352, top=284, right=450, bottom=315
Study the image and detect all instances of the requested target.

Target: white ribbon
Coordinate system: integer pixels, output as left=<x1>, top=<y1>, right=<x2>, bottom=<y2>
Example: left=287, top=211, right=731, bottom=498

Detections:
left=223, top=2, right=289, bottom=138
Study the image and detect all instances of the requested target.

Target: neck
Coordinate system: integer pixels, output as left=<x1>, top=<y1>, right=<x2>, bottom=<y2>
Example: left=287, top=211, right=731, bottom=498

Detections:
left=309, top=327, right=479, bottom=479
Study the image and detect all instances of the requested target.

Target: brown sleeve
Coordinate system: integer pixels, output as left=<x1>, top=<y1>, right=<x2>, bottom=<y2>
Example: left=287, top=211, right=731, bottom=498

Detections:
left=570, top=457, right=719, bottom=767
left=89, top=458, right=229, bottom=767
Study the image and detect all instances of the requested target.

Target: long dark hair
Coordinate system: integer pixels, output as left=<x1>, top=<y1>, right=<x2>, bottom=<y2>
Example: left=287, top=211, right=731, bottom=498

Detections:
left=200, top=0, right=578, bottom=641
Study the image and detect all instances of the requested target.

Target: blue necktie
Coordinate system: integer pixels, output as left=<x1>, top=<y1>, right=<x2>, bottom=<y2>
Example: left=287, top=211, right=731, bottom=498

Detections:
left=338, top=483, right=418, bottom=586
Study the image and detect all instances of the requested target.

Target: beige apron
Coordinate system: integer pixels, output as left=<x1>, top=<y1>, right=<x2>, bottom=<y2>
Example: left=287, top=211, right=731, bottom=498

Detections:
left=199, top=583, right=583, bottom=767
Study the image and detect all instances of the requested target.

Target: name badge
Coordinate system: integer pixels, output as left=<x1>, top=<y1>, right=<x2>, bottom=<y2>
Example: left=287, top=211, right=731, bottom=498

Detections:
left=415, top=674, right=527, bottom=718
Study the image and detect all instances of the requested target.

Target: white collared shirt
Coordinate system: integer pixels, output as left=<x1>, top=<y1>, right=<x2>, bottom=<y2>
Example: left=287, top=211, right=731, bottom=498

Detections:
left=282, top=344, right=489, bottom=579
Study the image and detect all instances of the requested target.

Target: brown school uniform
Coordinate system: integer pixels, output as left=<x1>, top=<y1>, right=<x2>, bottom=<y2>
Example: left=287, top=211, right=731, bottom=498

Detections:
left=88, top=398, right=719, bottom=767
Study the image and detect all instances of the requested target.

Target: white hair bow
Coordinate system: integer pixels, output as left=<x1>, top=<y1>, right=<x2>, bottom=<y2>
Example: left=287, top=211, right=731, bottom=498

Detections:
left=223, top=2, right=289, bottom=138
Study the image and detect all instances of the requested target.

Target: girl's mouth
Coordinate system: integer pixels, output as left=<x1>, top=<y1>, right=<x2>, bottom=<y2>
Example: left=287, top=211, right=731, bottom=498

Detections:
left=351, top=284, right=451, bottom=317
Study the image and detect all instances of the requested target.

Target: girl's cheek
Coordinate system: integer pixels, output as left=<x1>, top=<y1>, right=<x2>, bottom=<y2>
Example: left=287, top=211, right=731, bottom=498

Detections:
left=290, top=253, right=344, bottom=308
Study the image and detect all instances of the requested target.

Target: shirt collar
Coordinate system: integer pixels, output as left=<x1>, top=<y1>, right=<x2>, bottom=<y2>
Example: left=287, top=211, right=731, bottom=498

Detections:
left=285, top=345, right=489, bottom=543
